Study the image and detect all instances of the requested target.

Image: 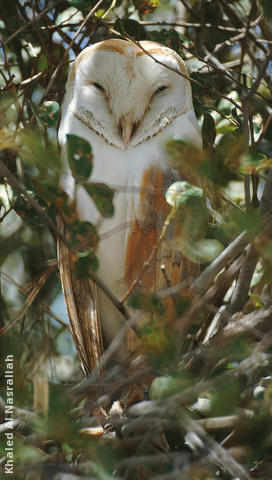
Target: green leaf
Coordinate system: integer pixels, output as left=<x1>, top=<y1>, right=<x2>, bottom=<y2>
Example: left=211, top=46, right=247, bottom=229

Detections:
left=18, top=130, right=62, bottom=178
left=146, top=29, right=187, bottom=52
left=114, top=19, right=145, bottom=40
left=165, top=181, right=203, bottom=208
left=83, top=182, right=114, bottom=218
left=151, top=373, right=191, bottom=399
left=239, top=152, right=271, bottom=174
left=66, top=134, right=93, bottom=181
left=68, top=220, right=99, bottom=251
left=13, top=188, right=55, bottom=228
left=73, top=252, right=99, bottom=279
left=211, top=379, right=241, bottom=415
left=215, top=118, right=238, bottom=135
left=132, top=0, right=159, bottom=14
left=129, top=291, right=165, bottom=316
left=166, top=182, right=207, bottom=242
left=259, top=0, right=272, bottom=20
left=178, top=238, right=224, bottom=264
left=37, top=101, right=60, bottom=128
left=36, top=52, right=48, bottom=72
left=66, top=0, right=92, bottom=13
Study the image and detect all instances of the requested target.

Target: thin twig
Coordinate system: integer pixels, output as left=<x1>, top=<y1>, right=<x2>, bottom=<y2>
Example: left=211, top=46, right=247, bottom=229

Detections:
left=193, top=231, right=248, bottom=294
left=0, top=266, right=55, bottom=336
left=4, top=0, right=61, bottom=45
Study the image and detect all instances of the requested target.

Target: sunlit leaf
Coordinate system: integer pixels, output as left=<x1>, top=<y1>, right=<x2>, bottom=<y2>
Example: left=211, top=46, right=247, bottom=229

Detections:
left=83, top=182, right=114, bottom=218
left=239, top=152, right=271, bottom=174
left=250, top=261, right=264, bottom=288
left=133, top=0, right=159, bottom=14
left=165, top=181, right=203, bottom=207
left=67, top=134, right=93, bottom=181
left=0, top=184, right=13, bottom=210
left=216, top=118, right=239, bottom=135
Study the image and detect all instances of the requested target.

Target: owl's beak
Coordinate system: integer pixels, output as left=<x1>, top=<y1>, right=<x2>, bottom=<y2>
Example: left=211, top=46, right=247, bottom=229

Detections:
left=119, top=118, right=137, bottom=146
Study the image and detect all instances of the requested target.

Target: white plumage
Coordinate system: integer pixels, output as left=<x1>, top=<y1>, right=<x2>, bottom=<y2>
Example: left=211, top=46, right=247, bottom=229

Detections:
left=58, top=39, right=202, bottom=365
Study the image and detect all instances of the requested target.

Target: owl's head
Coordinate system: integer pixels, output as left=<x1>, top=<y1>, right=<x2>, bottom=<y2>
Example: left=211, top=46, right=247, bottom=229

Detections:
left=61, top=39, right=196, bottom=149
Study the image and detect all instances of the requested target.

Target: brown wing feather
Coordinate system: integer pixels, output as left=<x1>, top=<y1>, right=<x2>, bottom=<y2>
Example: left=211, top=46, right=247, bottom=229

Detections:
left=125, top=167, right=184, bottom=290
left=57, top=217, right=104, bottom=375
left=125, top=167, right=182, bottom=354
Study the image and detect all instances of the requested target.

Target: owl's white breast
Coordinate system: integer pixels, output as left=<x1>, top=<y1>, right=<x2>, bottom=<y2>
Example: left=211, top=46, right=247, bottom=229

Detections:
left=59, top=108, right=201, bottom=297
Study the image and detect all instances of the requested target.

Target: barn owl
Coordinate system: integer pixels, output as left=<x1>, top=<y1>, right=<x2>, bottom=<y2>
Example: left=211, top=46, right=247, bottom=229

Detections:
left=58, top=39, right=202, bottom=372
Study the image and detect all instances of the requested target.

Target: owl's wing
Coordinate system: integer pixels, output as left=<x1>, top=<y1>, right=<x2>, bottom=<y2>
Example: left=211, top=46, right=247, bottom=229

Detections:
left=125, top=166, right=183, bottom=288
left=57, top=217, right=104, bottom=375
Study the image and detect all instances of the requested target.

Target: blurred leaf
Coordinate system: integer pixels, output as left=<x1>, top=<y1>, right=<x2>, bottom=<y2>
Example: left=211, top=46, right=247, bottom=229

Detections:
left=216, top=118, right=239, bottom=135
left=133, top=0, right=159, bottom=14
left=202, top=112, right=216, bottom=151
left=259, top=0, right=272, bottom=20
left=16, top=443, right=44, bottom=464
left=239, top=152, right=271, bottom=174
left=165, top=181, right=203, bottom=207
left=67, top=0, right=98, bottom=12
left=73, top=252, right=99, bottom=279
left=114, top=19, right=145, bottom=40
left=200, top=140, right=242, bottom=187
left=178, top=238, right=224, bottom=264
left=68, top=219, right=99, bottom=251
left=151, top=375, right=189, bottom=399
left=36, top=52, right=48, bottom=72
left=141, top=319, right=178, bottom=365
left=165, top=139, right=206, bottom=182
left=146, top=29, right=187, bottom=51
left=37, top=101, right=60, bottom=128
left=13, top=189, right=55, bottom=228
left=129, top=291, right=165, bottom=316
left=83, top=182, right=114, bottom=218
left=179, top=198, right=208, bottom=241
left=211, top=379, right=241, bottom=415
left=223, top=208, right=262, bottom=239
left=67, top=134, right=93, bottom=181
left=18, top=130, right=61, bottom=179
left=38, top=179, right=62, bottom=204
left=150, top=370, right=192, bottom=400
left=248, top=292, right=264, bottom=308
left=166, top=183, right=208, bottom=242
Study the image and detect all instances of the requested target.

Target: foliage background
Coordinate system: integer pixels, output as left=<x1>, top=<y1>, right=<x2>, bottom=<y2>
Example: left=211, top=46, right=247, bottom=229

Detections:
left=1, top=0, right=272, bottom=478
